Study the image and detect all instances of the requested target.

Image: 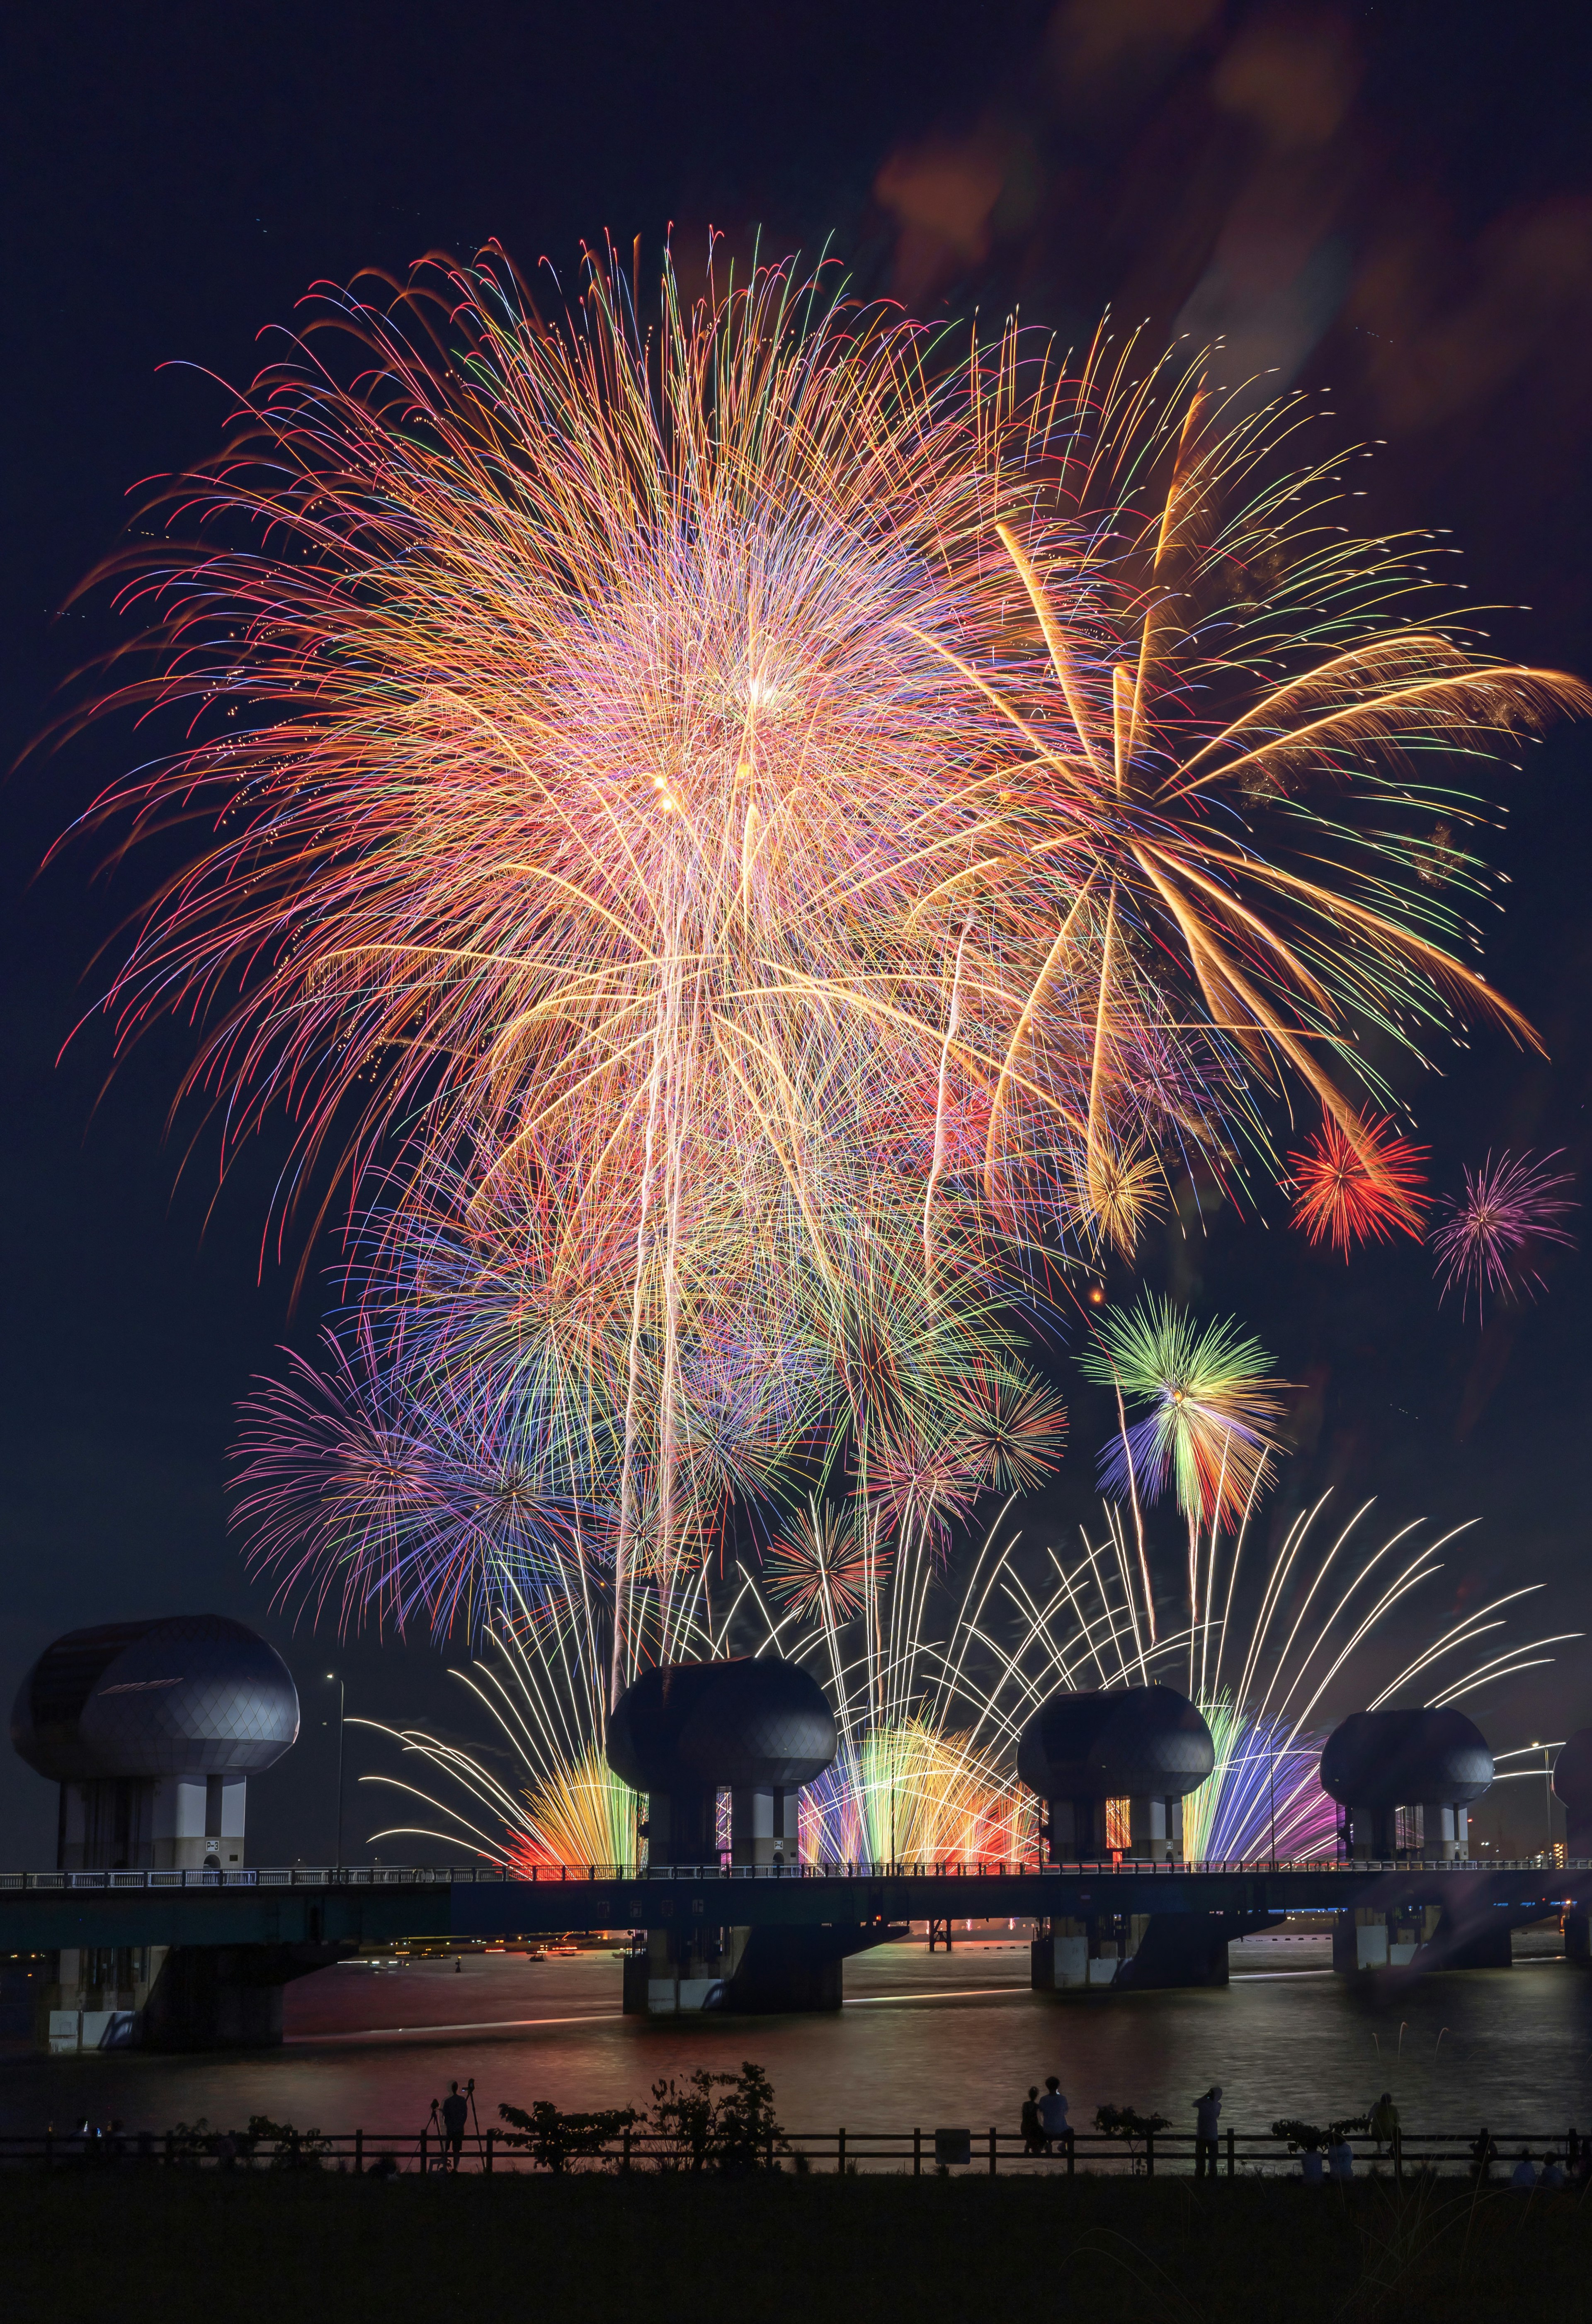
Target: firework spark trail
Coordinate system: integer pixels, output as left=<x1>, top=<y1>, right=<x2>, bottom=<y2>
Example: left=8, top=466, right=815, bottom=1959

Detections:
left=350, top=1479, right=1572, bottom=1873
left=1430, top=1148, right=1578, bottom=1320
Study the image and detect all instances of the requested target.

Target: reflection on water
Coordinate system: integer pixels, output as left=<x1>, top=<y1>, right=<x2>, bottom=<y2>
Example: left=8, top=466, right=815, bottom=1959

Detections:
left=4, top=1931, right=1590, bottom=2141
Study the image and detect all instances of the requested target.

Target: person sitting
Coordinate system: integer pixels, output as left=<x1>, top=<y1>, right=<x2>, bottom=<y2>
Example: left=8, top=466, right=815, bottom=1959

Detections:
left=1367, top=2092, right=1399, bottom=2155
left=1037, top=2077, right=1070, bottom=2153
left=1021, top=2088, right=1045, bottom=2155
left=1299, top=2145, right=1325, bottom=2186
left=1510, top=2149, right=1536, bottom=2190
left=1327, top=2135, right=1354, bottom=2182
left=1539, top=2154, right=1565, bottom=2190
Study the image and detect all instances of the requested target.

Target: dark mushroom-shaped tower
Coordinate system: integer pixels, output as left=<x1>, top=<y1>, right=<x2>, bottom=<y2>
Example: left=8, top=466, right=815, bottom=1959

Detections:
left=606, top=1656, right=837, bottom=1865
left=11, top=1615, right=299, bottom=1870
left=1018, top=1685, right=1215, bottom=1863
left=1320, top=1706, right=1493, bottom=1861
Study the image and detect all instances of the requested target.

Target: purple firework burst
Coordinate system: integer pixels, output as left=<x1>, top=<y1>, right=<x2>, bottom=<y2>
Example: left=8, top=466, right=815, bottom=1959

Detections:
left=1431, top=1149, right=1577, bottom=1321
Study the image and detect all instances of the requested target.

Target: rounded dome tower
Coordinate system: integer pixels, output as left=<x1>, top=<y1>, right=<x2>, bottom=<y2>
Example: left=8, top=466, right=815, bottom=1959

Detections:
left=1018, top=1685, right=1214, bottom=1863
left=607, top=1658, right=836, bottom=1865
left=1320, top=1706, right=1492, bottom=1862
left=10, top=1615, right=299, bottom=1870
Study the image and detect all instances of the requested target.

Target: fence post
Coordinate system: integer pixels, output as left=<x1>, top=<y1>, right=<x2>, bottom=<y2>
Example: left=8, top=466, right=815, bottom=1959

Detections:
left=989, top=2128, right=998, bottom=2176
left=621, top=2123, right=631, bottom=2174
left=1393, top=2126, right=1402, bottom=2186
left=354, top=2129, right=363, bottom=2176
left=487, top=2128, right=495, bottom=2176
left=1066, top=2127, right=1075, bottom=2179
left=1145, top=2130, right=1155, bottom=2179
left=1226, top=2127, right=1235, bottom=2179
left=837, top=2127, right=846, bottom=2175
left=914, top=2127, right=922, bottom=2178
left=420, top=2125, right=429, bottom=2175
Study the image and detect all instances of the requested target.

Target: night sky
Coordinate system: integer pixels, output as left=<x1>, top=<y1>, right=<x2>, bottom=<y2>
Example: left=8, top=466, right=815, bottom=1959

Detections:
left=2, top=0, right=1589, bottom=1867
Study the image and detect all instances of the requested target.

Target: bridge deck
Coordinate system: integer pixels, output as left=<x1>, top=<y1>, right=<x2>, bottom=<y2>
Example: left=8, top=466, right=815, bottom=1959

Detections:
left=2, top=1859, right=1585, bottom=1950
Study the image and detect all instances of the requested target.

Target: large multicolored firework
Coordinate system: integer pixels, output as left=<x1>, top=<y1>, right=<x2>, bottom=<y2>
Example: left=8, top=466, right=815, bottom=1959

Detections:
left=62, top=245, right=1587, bottom=1675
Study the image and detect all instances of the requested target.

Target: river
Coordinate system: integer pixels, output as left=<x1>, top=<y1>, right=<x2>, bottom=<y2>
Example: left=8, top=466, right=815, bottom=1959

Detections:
left=4, top=1925, right=1590, bottom=2146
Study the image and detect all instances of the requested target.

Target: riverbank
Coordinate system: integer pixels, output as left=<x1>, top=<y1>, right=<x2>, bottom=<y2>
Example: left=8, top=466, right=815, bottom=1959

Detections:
left=4, top=2170, right=1588, bottom=2322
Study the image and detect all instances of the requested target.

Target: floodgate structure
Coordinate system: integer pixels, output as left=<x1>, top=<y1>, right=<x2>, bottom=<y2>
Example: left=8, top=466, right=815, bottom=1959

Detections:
left=7, top=1620, right=1592, bottom=2049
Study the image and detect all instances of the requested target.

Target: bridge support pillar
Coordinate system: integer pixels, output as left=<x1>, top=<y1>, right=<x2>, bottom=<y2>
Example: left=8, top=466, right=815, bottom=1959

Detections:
left=138, top=1942, right=354, bottom=2048
left=1332, top=1899, right=1534, bottom=1975
left=1332, top=1903, right=1444, bottom=1974
left=1032, top=1909, right=1281, bottom=1992
left=622, top=1919, right=900, bottom=2013
left=41, top=1940, right=354, bottom=2051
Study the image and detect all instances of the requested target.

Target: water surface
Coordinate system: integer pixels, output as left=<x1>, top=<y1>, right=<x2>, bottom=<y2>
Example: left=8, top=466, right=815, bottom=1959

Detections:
left=5, top=1926, right=1588, bottom=2147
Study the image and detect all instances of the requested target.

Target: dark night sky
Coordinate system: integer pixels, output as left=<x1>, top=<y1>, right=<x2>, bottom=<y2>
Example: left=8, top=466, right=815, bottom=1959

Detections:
left=2, top=0, right=1589, bottom=1865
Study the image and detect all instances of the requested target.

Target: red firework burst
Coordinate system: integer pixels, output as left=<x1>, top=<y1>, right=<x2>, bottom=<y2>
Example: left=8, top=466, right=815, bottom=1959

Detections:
left=1289, top=1114, right=1429, bottom=1255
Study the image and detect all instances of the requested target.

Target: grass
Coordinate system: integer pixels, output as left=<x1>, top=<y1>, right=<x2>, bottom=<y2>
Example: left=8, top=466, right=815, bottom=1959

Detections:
left=4, top=2169, right=1589, bottom=2322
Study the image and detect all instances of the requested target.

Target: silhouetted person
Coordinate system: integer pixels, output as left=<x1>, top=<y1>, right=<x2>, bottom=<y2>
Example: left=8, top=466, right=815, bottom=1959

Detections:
left=1038, top=2077, right=1070, bottom=2150
left=441, top=2082, right=469, bottom=2170
left=1540, top=2154, right=1565, bottom=2189
left=1021, top=2087, right=1044, bottom=2154
left=1470, top=2127, right=1498, bottom=2183
left=1368, top=2092, right=1399, bottom=2155
left=1194, top=2086, right=1222, bottom=2178
left=1327, top=2133, right=1354, bottom=2182
left=1510, top=2148, right=1536, bottom=2190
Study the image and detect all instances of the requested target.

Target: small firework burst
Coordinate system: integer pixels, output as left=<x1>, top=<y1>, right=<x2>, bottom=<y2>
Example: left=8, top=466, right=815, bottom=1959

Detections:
left=865, top=1421, right=982, bottom=1553
left=764, top=1500, right=887, bottom=1621
left=1289, top=1112, right=1429, bottom=1255
left=960, top=1366, right=1069, bottom=1496
left=1431, top=1149, right=1577, bottom=1320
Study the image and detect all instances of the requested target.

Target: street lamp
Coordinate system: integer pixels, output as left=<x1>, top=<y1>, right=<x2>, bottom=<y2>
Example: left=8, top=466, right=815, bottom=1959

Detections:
left=325, top=1673, right=346, bottom=1868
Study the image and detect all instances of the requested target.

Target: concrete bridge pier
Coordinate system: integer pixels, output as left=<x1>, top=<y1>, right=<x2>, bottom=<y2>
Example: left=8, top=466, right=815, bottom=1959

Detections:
left=45, top=1938, right=354, bottom=2051
left=1332, top=1895, right=1543, bottom=1975
left=621, top=1916, right=903, bottom=2014
left=1031, top=1907, right=1282, bottom=1991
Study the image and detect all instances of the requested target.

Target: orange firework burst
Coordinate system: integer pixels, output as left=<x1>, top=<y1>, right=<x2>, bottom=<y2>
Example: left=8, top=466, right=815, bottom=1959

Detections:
left=1289, top=1113, right=1429, bottom=1255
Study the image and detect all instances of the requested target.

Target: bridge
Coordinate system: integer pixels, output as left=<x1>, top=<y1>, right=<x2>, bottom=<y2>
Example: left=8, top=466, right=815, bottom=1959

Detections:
left=10, top=1854, right=1590, bottom=2045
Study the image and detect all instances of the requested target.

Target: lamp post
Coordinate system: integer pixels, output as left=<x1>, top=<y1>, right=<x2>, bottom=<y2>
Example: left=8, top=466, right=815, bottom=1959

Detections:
left=326, top=1672, right=346, bottom=1868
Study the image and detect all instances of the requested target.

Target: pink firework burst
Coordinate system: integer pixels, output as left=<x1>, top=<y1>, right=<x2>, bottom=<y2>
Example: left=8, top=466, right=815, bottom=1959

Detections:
left=1431, top=1149, right=1577, bottom=1320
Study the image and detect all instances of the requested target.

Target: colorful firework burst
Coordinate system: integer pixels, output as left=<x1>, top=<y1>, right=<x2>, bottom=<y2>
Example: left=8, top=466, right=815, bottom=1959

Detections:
left=764, top=1500, right=886, bottom=1624
left=59, top=248, right=1589, bottom=1700
left=1289, top=1112, right=1429, bottom=1255
left=1080, top=1295, right=1286, bottom=1532
left=1431, top=1149, right=1578, bottom=1320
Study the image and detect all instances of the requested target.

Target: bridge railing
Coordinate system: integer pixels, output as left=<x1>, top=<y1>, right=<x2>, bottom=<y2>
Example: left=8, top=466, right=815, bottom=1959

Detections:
left=0, top=2125, right=1581, bottom=2180
left=0, top=1857, right=1584, bottom=1892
